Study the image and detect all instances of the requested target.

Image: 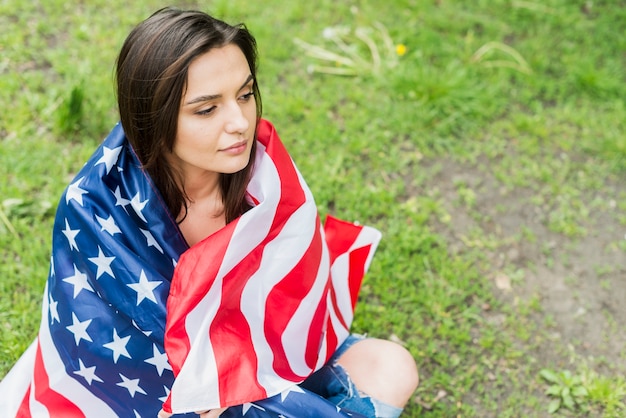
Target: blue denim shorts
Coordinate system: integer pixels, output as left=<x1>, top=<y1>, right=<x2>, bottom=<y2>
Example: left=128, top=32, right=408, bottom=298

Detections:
left=299, top=334, right=403, bottom=418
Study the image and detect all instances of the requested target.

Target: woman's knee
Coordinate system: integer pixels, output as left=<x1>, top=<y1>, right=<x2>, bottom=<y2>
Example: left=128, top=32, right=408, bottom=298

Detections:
left=336, top=337, right=419, bottom=408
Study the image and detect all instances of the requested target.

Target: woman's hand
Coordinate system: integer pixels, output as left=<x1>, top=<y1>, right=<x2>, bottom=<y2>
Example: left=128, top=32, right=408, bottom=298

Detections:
left=158, top=407, right=227, bottom=417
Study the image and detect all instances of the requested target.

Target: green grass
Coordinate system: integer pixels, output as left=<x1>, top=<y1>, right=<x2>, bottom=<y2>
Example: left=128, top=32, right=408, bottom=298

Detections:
left=2, top=0, right=625, bottom=416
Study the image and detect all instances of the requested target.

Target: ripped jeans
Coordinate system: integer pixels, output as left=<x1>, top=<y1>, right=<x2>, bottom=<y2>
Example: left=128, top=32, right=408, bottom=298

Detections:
left=300, top=335, right=403, bottom=418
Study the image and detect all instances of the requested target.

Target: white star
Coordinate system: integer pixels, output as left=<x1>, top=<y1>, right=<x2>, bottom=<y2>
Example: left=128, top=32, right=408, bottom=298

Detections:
left=140, top=228, right=163, bottom=253
left=66, top=312, right=93, bottom=345
left=132, top=319, right=152, bottom=337
left=279, top=384, right=305, bottom=402
left=49, top=293, right=59, bottom=324
left=50, top=256, right=55, bottom=277
left=112, top=186, right=130, bottom=209
left=144, top=344, right=172, bottom=376
left=73, top=359, right=103, bottom=385
left=127, top=270, right=162, bottom=305
left=242, top=403, right=265, bottom=414
left=62, top=264, right=94, bottom=298
left=62, top=218, right=80, bottom=251
left=103, top=328, right=131, bottom=363
left=96, top=214, right=121, bottom=235
left=95, top=145, right=122, bottom=174
left=158, top=385, right=170, bottom=403
left=133, top=411, right=141, bottom=418
left=129, top=192, right=148, bottom=223
left=88, top=246, right=115, bottom=279
left=66, top=177, right=88, bottom=206
left=116, top=373, right=147, bottom=398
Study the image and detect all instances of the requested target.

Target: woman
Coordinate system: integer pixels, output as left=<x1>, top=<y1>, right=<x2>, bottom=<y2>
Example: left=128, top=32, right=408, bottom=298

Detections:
left=0, top=8, right=418, bottom=418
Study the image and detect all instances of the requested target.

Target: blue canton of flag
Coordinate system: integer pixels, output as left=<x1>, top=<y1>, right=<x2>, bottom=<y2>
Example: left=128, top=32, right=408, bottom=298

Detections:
left=46, top=123, right=191, bottom=416
left=220, top=385, right=366, bottom=418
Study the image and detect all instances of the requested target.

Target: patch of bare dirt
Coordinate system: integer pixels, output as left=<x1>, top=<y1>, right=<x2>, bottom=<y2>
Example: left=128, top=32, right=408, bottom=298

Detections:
left=422, top=156, right=626, bottom=373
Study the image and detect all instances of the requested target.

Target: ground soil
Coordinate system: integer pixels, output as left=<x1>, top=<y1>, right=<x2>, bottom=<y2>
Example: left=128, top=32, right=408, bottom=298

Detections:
left=423, top=155, right=625, bottom=412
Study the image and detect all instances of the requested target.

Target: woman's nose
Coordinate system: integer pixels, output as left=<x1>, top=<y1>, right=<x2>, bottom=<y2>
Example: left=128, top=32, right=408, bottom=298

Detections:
left=224, top=102, right=250, bottom=134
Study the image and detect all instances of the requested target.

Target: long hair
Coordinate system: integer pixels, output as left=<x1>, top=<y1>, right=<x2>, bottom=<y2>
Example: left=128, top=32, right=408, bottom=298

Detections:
left=116, top=7, right=262, bottom=224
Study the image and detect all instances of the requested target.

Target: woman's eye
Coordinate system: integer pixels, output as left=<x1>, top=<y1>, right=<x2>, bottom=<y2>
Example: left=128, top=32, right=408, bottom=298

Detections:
left=196, top=106, right=216, bottom=116
left=239, top=91, right=255, bottom=101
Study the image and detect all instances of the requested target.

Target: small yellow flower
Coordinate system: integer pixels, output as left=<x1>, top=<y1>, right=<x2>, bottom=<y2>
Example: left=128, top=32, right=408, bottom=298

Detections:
left=396, top=43, right=407, bottom=56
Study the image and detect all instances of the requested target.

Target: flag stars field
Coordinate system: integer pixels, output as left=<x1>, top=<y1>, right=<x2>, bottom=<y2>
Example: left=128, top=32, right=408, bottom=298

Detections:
left=140, top=228, right=164, bottom=253
left=96, top=213, right=121, bottom=235
left=62, top=218, right=80, bottom=250
left=48, top=294, right=60, bottom=324
left=62, top=264, right=94, bottom=298
left=88, top=246, right=116, bottom=279
left=144, top=343, right=172, bottom=376
left=129, top=192, right=149, bottom=223
left=66, top=177, right=88, bottom=206
left=66, top=313, right=93, bottom=345
left=73, top=359, right=104, bottom=385
left=103, top=328, right=132, bottom=363
left=117, top=373, right=147, bottom=398
left=112, top=186, right=130, bottom=209
left=95, top=145, right=122, bottom=174
left=127, top=270, right=162, bottom=305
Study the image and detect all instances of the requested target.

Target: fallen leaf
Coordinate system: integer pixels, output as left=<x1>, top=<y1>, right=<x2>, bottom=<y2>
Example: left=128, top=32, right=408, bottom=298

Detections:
left=494, top=273, right=511, bottom=291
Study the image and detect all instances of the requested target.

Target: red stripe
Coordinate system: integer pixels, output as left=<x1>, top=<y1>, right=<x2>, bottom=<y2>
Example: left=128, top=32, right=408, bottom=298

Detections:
left=347, top=245, right=371, bottom=310
left=212, top=119, right=308, bottom=404
left=163, top=219, right=239, bottom=413
left=166, top=118, right=311, bottom=406
left=264, top=217, right=323, bottom=380
left=327, top=240, right=373, bottom=333
left=322, top=318, right=338, bottom=364
left=328, top=285, right=349, bottom=331
left=311, top=280, right=333, bottom=366
left=16, top=386, right=31, bottom=418
left=165, top=218, right=238, bottom=377
left=210, top=253, right=268, bottom=405
left=32, top=341, right=85, bottom=417
left=324, top=216, right=364, bottom=264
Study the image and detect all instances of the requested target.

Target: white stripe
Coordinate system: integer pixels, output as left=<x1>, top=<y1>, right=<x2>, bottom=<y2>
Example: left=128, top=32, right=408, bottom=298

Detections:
left=328, top=289, right=351, bottom=344
left=239, top=149, right=317, bottom=392
left=280, top=231, right=330, bottom=377
left=170, top=142, right=281, bottom=412
left=28, top=384, right=50, bottom=418
left=329, top=227, right=382, bottom=328
left=217, top=141, right=277, bottom=284
left=0, top=339, right=37, bottom=415
left=37, top=283, right=118, bottom=417
left=169, top=261, right=223, bottom=410
left=312, top=289, right=351, bottom=372
left=313, top=330, right=329, bottom=371
left=357, top=225, right=382, bottom=272
left=169, top=141, right=382, bottom=411
left=241, top=187, right=320, bottom=390
left=329, top=253, right=354, bottom=328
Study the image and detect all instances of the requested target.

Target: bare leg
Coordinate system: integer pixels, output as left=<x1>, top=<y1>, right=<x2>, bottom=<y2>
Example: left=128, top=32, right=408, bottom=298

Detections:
left=336, top=338, right=419, bottom=409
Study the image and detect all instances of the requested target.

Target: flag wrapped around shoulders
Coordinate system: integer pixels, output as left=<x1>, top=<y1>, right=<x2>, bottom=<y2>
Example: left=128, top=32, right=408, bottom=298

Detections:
left=0, top=119, right=381, bottom=418
left=163, top=120, right=381, bottom=414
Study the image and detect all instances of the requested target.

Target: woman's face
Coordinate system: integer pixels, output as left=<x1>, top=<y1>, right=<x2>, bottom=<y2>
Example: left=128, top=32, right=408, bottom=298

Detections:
left=170, top=44, right=257, bottom=185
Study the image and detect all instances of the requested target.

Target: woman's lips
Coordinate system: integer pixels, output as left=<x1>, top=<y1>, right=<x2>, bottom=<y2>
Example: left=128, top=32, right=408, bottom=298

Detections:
left=221, top=140, right=248, bottom=154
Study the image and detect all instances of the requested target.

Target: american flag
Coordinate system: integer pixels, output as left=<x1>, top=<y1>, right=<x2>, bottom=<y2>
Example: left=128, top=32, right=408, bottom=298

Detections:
left=0, top=119, right=380, bottom=417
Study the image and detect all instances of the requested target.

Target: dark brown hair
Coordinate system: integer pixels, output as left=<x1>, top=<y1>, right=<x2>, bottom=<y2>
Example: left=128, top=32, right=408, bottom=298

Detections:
left=116, top=7, right=262, bottom=223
